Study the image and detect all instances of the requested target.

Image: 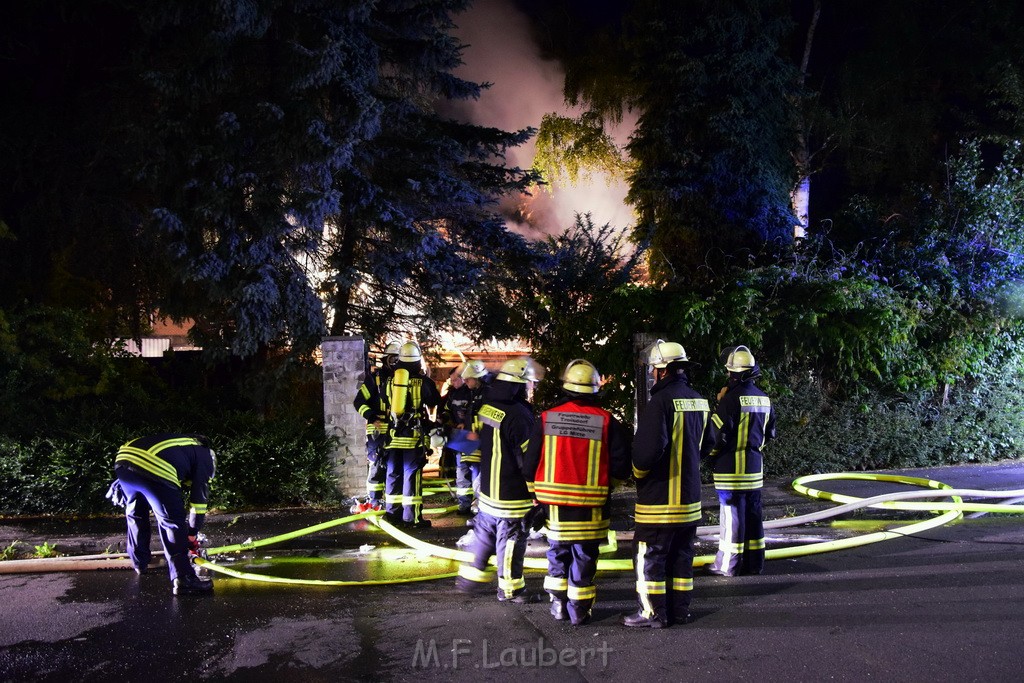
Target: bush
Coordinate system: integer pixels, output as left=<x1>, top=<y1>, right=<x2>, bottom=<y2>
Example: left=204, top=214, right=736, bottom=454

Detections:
left=210, top=414, right=340, bottom=509
left=0, top=416, right=340, bottom=516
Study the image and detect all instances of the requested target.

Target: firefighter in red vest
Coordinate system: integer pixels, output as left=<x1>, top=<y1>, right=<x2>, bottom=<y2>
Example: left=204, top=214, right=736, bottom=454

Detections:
left=624, top=340, right=711, bottom=628
left=523, top=359, right=632, bottom=626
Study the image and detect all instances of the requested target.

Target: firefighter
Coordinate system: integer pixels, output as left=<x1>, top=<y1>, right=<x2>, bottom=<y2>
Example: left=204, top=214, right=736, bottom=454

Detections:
left=455, top=359, right=493, bottom=515
left=624, top=340, right=710, bottom=628
left=438, top=365, right=470, bottom=481
left=702, top=345, right=777, bottom=577
left=111, top=433, right=216, bottom=595
left=522, top=359, right=631, bottom=626
left=382, top=341, right=441, bottom=528
left=352, top=341, right=401, bottom=512
left=455, top=357, right=542, bottom=602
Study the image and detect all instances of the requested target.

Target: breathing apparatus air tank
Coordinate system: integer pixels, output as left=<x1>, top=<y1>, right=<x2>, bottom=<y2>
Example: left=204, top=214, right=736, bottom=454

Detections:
left=390, top=368, right=410, bottom=419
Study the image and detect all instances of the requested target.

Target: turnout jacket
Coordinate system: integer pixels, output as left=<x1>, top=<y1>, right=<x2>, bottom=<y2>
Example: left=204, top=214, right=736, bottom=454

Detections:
left=523, top=396, right=632, bottom=507
left=114, top=434, right=216, bottom=532
left=461, top=372, right=494, bottom=464
left=353, top=367, right=391, bottom=437
left=476, top=380, right=535, bottom=519
left=382, top=366, right=441, bottom=450
left=703, top=373, right=776, bottom=491
left=522, top=395, right=632, bottom=543
left=442, top=382, right=472, bottom=430
left=632, top=371, right=710, bottom=527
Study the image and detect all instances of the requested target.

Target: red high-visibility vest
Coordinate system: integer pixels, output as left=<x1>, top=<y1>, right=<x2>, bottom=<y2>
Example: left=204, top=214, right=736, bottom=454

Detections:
left=533, top=401, right=611, bottom=507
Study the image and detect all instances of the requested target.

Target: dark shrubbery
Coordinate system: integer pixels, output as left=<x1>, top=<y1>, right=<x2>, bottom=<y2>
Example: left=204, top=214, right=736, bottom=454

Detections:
left=0, top=417, right=339, bottom=516
left=0, top=307, right=340, bottom=515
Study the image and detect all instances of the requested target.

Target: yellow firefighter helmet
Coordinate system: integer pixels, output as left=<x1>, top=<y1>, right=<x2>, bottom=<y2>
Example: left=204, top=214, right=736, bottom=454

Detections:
left=398, top=341, right=422, bottom=364
left=725, top=345, right=756, bottom=372
left=561, top=359, right=601, bottom=394
left=496, top=356, right=545, bottom=384
left=460, top=359, right=488, bottom=379
left=644, top=339, right=689, bottom=368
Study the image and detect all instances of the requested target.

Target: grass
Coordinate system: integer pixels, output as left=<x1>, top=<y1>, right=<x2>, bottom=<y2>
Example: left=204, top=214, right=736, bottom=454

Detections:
left=31, top=541, right=58, bottom=558
left=0, top=540, right=21, bottom=561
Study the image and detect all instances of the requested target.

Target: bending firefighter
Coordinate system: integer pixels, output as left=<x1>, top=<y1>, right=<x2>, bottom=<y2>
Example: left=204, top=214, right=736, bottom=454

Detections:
left=382, top=341, right=441, bottom=528
left=456, top=357, right=543, bottom=602
left=626, top=341, right=710, bottom=628
left=702, top=345, right=777, bottom=577
left=523, top=359, right=631, bottom=626
left=110, top=434, right=216, bottom=595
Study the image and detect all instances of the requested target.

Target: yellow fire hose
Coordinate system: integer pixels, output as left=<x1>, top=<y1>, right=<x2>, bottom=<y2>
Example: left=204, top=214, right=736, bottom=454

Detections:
left=192, top=471, right=1024, bottom=585
left=4, top=472, right=1024, bottom=580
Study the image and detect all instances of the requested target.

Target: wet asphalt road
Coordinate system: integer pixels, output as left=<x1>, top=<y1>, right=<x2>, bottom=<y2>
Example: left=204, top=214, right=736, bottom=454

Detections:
left=2, top=463, right=1024, bottom=682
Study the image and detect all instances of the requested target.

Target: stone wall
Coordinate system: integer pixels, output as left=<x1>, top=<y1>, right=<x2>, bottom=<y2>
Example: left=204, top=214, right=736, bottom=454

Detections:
left=321, top=336, right=368, bottom=500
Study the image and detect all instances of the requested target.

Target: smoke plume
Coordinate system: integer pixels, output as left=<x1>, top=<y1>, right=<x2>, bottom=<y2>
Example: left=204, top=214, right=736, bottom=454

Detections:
left=449, top=0, right=634, bottom=238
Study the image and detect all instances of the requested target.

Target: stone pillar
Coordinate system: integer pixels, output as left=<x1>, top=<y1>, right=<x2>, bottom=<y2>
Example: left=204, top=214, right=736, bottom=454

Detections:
left=634, top=333, right=661, bottom=427
left=322, top=336, right=368, bottom=500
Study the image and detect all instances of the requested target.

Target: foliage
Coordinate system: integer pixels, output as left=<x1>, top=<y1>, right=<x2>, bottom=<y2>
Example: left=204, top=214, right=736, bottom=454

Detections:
left=518, top=141, right=1024, bottom=482
left=527, top=0, right=801, bottom=283
left=0, top=307, right=146, bottom=436
left=0, top=541, right=20, bottom=561
left=533, top=112, right=630, bottom=186
left=467, top=214, right=645, bottom=411
left=209, top=414, right=340, bottom=509
left=1, top=1, right=539, bottom=362
left=320, top=1, right=540, bottom=344
left=32, top=542, right=59, bottom=559
left=0, top=415, right=339, bottom=516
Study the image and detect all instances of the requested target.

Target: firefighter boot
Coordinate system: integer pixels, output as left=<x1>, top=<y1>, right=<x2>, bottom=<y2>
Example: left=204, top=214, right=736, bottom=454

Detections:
left=172, top=573, right=213, bottom=596
left=622, top=611, right=667, bottom=628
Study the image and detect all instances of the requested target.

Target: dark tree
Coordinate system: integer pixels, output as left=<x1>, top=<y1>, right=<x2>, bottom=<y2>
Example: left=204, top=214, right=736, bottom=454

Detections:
left=524, top=0, right=801, bottom=285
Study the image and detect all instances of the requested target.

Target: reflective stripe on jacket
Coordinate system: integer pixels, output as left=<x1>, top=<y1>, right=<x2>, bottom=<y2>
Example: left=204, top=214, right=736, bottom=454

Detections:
left=533, top=402, right=611, bottom=507
left=476, top=383, right=535, bottom=519
left=705, top=382, right=776, bottom=491
left=632, top=373, right=709, bottom=526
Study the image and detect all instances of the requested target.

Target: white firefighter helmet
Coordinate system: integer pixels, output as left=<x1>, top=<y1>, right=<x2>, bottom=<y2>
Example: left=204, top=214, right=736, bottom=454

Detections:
left=383, top=341, right=401, bottom=356
left=398, top=341, right=422, bottom=364
left=725, top=345, right=756, bottom=372
left=561, top=359, right=601, bottom=394
left=461, top=359, right=488, bottom=379
left=496, top=356, right=545, bottom=384
left=643, top=339, right=689, bottom=369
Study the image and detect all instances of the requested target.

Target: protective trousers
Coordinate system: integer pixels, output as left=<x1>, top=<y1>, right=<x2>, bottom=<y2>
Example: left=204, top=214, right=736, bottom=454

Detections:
left=454, top=454, right=480, bottom=512
left=365, top=434, right=388, bottom=503
left=457, top=511, right=528, bottom=600
left=633, top=525, right=696, bottom=624
left=438, top=447, right=458, bottom=480
left=116, top=467, right=196, bottom=583
left=384, top=448, right=425, bottom=523
left=544, top=540, right=600, bottom=625
left=711, top=489, right=765, bottom=576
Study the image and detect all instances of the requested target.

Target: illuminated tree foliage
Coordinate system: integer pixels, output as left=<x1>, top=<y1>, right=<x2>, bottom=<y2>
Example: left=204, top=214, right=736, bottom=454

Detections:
left=321, top=0, right=539, bottom=342
left=523, top=0, right=800, bottom=284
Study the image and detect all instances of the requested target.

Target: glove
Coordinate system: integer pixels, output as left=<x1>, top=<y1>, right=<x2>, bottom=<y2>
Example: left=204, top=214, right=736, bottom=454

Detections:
left=187, top=536, right=202, bottom=557
left=104, top=480, right=127, bottom=508
left=521, top=504, right=547, bottom=534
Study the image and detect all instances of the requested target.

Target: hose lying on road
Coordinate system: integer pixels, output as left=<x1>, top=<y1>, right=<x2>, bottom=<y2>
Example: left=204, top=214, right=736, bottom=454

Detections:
left=3, top=472, right=1023, bottom=579
left=195, top=472, right=1024, bottom=584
